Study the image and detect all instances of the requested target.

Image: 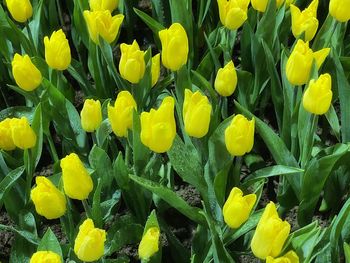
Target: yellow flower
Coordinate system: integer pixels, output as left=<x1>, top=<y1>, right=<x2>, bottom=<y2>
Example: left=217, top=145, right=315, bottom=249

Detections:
left=183, top=89, right=212, bottom=138
left=74, top=218, right=106, bottom=262
left=10, top=117, right=36, bottom=150
left=119, top=40, right=145, bottom=83
left=30, top=251, right=61, bottom=263
left=286, top=39, right=330, bottom=85
left=251, top=0, right=284, bottom=12
left=251, top=201, right=291, bottom=259
left=83, top=10, right=124, bottom=44
left=108, top=91, right=137, bottom=137
left=159, top=23, right=189, bottom=71
left=225, top=114, right=254, bottom=156
left=89, top=0, right=119, bottom=12
left=141, top=97, right=176, bottom=153
left=223, top=187, right=256, bottom=228
left=151, top=54, right=161, bottom=87
left=138, top=227, right=160, bottom=260
left=12, top=54, right=42, bottom=92
left=302, top=73, right=332, bottom=115
left=217, top=0, right=250, bottom=30
left=30, top=176, right=66, bottom=220
left=5, top=0, right=32, bottom=23
left=0, top=118, right=16, bottom=151
left=329, top=0, right=350, bottom=22
left=266, top=250, right=300, bottom=263
left=80, top=99, right=102, bottom=132
left=44, top=29, right=71, bottom=70
left=60, top=153, right=93, bottom=200
left=214, top=61, right=237, bottom=97
left=290, top=0, right=319, bottom=41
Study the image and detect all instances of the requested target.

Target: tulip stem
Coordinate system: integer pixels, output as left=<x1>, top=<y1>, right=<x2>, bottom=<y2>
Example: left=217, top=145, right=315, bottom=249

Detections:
left=25, top=23, right=36, bottom=55
left=24, top=149, right=33, bottom=202
left=300, top=114, right=318, bottom=168
left=56, top=0, right=64, bottom=27
left=92, top=132, right=98, bottom=146
left=46, top=132, right=59, bottom=163
left=82, top=199, right=92, bottom=218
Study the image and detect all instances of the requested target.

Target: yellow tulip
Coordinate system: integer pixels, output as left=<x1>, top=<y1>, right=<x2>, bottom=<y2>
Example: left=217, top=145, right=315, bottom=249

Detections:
left=183, top=89, right=212, bottom=138
left=108, top=91, right=137, bottom=137
left=151, top=54, right=161, bottom=87
left=0, top=118, right=16, bottom=151
left=12, top=54, right=42, bottom=92
left=141, top=96, right=176, bottom=153
left=290, top=0, right=319, bottom=41
left=83, top=10, right=124, bottom=44
left=214, top=61, right=237, bottom=97
left=217, top=0, right=250, bottom=30
left=10, top=117, right=36, bottom=150
left=329, top=0, right=350, bottom=22
left=80, top=99, right=102, bottom=132
left=138, top=227, right=160, bottom=260
left=119, top=40, right=145, bottom=83
left=30, top=251, right=61, bottom=263
left=159, top=23, right=189, bottom=71
left=74, top=218, right=106, bottom=262
left=223, top=187, right=256, bottom=228
left=89, top=0, right=119, bottom=12
left=266, top=250, right=300, bottom=263
left=5, top=0, right=32, bottom=23
left=286, top=39, right=330, bottom=86
left=30, top=176, right=66, bottom=220
left=302, top=73, right=332, bottom=115
left=225, top=114, right=255, bottom=156
left=251, top=201, right=291, bottom=259
left=60, top=153, right=93, bottom=200
left=251, top=0, right=284, bottom=12
left=44, top=29, right=71, bottom=70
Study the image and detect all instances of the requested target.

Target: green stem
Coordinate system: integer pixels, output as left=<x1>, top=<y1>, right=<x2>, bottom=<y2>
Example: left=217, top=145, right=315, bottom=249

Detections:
left=324, top=18, right=338, bottom=48
left=91, top=132, right=98, bottom=146
left=47, top=132, right=59, bottom=163
left=291, top=87, right=299, bottom=157
left=82, top=199, right=92, bottom=218
left=232, top=156, right=242, bottom=187
left=301, top=114, right=318, bottom=168
left=125, top=142, right=131, bottom=167
left=25, top=23, right=36, bottom=54
left=25, top=149, right=33, bottom=202
left=56, top=0, right=64, bottom=27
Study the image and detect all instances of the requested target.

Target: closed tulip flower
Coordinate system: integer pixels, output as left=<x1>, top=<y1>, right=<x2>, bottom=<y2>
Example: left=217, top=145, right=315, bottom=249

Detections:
left=159, top=23, right=189, bottom=71
left=217, top=0, right=250, bottom=30
left=251, top=0, right=284, bottom=12
left=151, top=54, right=161, bottom=87
left=90, top=0, right=119, bottom=12
left=74, top=218, right=106, bottom=262
left=0, top=118, right=16, bottom=151
left=12, top=54, right=42, bottom=91
left=251, top=202, right=291, bottom=259
left=223, top=187, right=256, bottom=228
left=10, top=117, right=36, bottom=150
left=225, top=114, right=255, bottom=156
left=108, top=91, right=137, bottom=137
left=80, top=99, right=102, bottom=132
left=119, top=40, right=145, bottom=83
left=30, top=251, right=61, bottom=263
left=329, top=0, right=350, bottom=22
left=286, top=39, right=330, bottom=86
left=60, top=153, right=93, bottom=200
left=138, top=227, right=160, bottom=260
left=183, top=89, right=212, bottom=138
left=141, top=97, right=176, bottom=153
left=266, top=251, right=300, bottom=263
left=214, top=61, right=237, bottom=97
left=5, top=0, right=32, bottom=23
left=44, top=29, right=71, bottom=70
left=303, top=73, right=332, bottom=115
left=30, top=176, right=66, bottom=220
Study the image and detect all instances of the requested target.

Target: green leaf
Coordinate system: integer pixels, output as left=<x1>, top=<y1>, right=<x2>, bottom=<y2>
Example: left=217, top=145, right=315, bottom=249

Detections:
left=133, top=8, right=165, bottom=35
left=38, top=228, right=63, bottom=259
left=89, top=145, right=113, bottom=190
left=92, top=178, right=103, bottom=228
left=0, top=166, right=25, bottom=204
left=344, top=242, right=350, bottom=263
left=31, top=103, right=43, bottom=169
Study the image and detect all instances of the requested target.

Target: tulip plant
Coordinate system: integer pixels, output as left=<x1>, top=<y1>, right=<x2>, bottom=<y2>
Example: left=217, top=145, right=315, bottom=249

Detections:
left=1, top=0, right=350, bottom=262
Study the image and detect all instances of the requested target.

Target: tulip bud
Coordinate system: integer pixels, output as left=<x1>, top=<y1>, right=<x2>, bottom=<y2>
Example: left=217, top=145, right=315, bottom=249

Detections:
left=60, top=153, right=93, bottom=200
left=5, top=0, right=32, bottom=23
left=223, top=187, right=256, bottom=228
left=251, top=0, right=284, bottom=12
left=12, top=54, right=42, bottom=92
left=151, top=54, right=161, bottom=87
left=302, top=73, right=332, bottom=115
left=251, top=202, right=291, bottom=259
left=74, top=218, right=106, bottom=262
left=329, top=0, right=350, bottom=22
left=138, top=227, right=160, bottom=260
left=141, top=97, right=176, bottom=153
left=108, top=91, right=137, bottom=137
left=44, top=29, right=71, bottom=70
left=214, top=61, right=237, bottom=97
left=119, top=40, right=145, bottom=83
left=80, top=99, right=102, bottom=132
left=89, top=0, right=119, bottom=12
left=30, top=251, right=61, bottom=263
left=0, top=118, right=16, bottom=151
left=30, top=176, right=66, bottom=220
left=159, top=23, right=189, bottom=71
left=225, top=114, right=254, bottom=156
left=290, top=0, right=319, bottom=41
left=217, top=0, right=250, bottom=30
left=183, top=89, right=212, bottom=138
left=10, top=117, right=36, bottom=150
left=266, top=251, right=300, bottom=263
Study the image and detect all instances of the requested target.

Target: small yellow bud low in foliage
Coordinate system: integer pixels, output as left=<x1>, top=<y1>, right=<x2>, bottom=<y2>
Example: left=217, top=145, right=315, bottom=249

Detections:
left=217, top=0, right=250, bottom=30
left=5, top=0, right=32, bottom=23
left=141, top=96, right=176, bottom=153
left=30, top=251, right=61, bottom=263
left=44, top=29, right=71, bottom=71
left=0, top=118, right=16, bottom=151
left=74, top=218, right=106, bottom=262
left=30, top=176, right=66, bottom=220
left=251, top=0, right=284, bottom=13
left=151, top=53, right=161, bottom=87
left=159, top=23, right=189, bottom=71
left=329, top=0, right=350, bottom=22
left=80, top=99, right=102, bottom=132
left=12, top=54, right=42, bottom=92
left=214, top=61, right=237, bottom=97
left=108, top=91, right=137, bottom=137
left=251, top=201, right=291, bottom=259
left=223, top=187, right=256, bottom=229
left=138, top=227, right=160, bottom=260
left=10, top=117, right=37, bottom=150
left=303, top=73, right=332, bottom=115
left=89, top=0, right=119, bottom=12
left=183, top=89, right=212, bottom=138
left=266, top=251, right=300, bottom=263
left=60, top=153, right=93, bottom=200
left=225, top=114, right=255, bottom=156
